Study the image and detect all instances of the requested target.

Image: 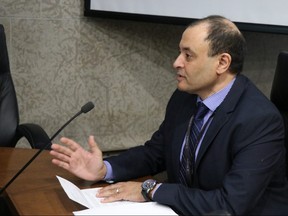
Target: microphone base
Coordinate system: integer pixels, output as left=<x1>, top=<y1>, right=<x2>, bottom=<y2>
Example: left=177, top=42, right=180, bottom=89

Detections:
left=0, top=190, right=17, bottom=216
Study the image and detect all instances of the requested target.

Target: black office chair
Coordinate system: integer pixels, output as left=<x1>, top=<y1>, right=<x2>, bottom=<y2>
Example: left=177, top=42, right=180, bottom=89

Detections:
left=270, top=51, right=288, bottom=177
left=0, top=24, right=51, bottom=149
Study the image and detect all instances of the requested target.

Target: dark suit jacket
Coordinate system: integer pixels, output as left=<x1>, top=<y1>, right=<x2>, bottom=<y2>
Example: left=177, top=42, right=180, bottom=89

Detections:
left=106, top=75, right=288, bottom=215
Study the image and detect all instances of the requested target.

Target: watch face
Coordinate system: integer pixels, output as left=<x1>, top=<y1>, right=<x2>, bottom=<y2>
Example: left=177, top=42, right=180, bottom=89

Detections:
left=142, top=179, right=156, bottom=190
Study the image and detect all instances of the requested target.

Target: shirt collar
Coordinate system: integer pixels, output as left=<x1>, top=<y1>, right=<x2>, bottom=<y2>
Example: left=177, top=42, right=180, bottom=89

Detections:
left=197, top=78, right=236, bottom=112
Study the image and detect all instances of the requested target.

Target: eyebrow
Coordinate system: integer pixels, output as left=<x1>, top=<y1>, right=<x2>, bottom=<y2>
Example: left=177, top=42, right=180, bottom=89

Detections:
left=182, top=47, right=191, bottom=51
left=181, top=47, right=197, bottom=56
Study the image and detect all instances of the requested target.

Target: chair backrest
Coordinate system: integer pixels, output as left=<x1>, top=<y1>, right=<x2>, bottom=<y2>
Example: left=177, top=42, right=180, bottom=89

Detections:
left=0, top=24, right=20, bottom=147
left=270, top=51, right=288, bottom=177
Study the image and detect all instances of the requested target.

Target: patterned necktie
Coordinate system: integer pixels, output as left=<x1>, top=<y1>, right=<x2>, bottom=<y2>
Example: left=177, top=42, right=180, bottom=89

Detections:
left=179, top=102, right=210, bottom=186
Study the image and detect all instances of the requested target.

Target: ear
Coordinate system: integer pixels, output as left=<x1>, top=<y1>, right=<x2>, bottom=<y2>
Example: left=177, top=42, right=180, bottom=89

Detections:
left=216, top=53, right=232, bottom=75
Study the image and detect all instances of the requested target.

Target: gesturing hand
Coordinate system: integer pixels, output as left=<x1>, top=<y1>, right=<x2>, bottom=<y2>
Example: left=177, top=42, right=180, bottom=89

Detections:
left=50, top=136, right=106, bottom=181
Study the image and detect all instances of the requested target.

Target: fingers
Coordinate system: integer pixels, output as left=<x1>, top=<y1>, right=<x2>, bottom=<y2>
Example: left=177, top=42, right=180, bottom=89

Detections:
left=96, top=182, right=145, bottom=203
left=97, top=183, right=124, bottom=203
left=50, top=137, right=83, bottom=156
left=50, top=137, right=82, bottom=170
left=51, top=158, right=70, bottom=170
left=50, top=146, right=73, bottom=171
left=60, top=137, right=81, bottom=151
left=51, top=136, right=99, bottom=156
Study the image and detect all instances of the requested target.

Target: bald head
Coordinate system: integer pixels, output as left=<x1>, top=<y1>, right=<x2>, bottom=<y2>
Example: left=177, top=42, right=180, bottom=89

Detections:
left=187, top=15, right=247, bottom=74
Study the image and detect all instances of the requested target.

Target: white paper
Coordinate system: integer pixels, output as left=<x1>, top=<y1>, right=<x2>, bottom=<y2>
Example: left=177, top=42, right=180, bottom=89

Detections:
left=73, top=202, right=178, bottom=215
left=56, top=176, right=177, bottom=215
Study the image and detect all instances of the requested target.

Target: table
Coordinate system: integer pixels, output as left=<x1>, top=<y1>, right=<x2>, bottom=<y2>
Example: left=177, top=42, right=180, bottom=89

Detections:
left=0, top=147, right=146, bottom=215
left=0, top=147, right=95, bottom=215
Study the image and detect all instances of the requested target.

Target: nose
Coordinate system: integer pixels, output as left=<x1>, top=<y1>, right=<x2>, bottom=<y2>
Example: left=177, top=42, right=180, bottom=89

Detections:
left=173, top=54, right=183, bottom=69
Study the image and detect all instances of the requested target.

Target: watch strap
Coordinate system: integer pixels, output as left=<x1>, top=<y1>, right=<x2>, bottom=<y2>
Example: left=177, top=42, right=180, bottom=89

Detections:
left=141, top=179, right=157, bottom=201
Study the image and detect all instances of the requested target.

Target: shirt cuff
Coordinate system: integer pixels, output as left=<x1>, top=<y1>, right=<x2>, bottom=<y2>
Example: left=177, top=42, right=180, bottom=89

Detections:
left=151, top=183, right=162, bottom=199
left=103, top=160, right=114, bottom=182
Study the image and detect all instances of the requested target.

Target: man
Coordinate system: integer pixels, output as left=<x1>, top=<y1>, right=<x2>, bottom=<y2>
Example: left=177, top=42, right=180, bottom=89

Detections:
left=50, top=15, right=288, bottom=215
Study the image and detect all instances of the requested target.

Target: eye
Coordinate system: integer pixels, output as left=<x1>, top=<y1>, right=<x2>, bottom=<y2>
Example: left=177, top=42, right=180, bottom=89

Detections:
left=185, top=53, right=193, bottom=61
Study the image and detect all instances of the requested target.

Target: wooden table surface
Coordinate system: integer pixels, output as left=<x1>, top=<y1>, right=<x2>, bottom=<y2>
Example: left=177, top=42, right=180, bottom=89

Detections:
left=0, top=147, right=109, bottom=215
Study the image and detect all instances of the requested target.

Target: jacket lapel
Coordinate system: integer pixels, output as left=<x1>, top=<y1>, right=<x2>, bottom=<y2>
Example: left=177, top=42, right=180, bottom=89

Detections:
left=195, top=75, right=249, bottom=167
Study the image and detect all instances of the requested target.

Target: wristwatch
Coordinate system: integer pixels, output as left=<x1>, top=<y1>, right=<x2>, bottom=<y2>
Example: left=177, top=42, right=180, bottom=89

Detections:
left=141, top=179, right=157, bottom=201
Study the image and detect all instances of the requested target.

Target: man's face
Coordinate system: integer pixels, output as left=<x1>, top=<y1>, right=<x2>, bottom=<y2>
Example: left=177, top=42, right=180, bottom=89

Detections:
left=173, top=24, right=220, bottom=99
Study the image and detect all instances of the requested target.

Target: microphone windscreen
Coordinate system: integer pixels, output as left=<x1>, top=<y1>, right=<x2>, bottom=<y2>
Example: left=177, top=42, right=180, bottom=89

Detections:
left=81, top=101, right=95, bottom=113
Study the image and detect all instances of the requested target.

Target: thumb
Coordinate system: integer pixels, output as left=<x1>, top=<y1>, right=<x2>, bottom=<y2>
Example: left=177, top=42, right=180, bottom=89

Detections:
left=88, top=135, right=101, bottom=153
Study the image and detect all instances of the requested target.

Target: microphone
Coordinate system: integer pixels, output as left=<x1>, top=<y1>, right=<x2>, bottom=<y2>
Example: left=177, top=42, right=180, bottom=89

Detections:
left=0, top=101, right=95, bottom=195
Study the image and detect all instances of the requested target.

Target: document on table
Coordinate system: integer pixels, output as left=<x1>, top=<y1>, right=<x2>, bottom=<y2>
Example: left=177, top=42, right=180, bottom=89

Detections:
left=56, top=176, right=178, bottom=215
